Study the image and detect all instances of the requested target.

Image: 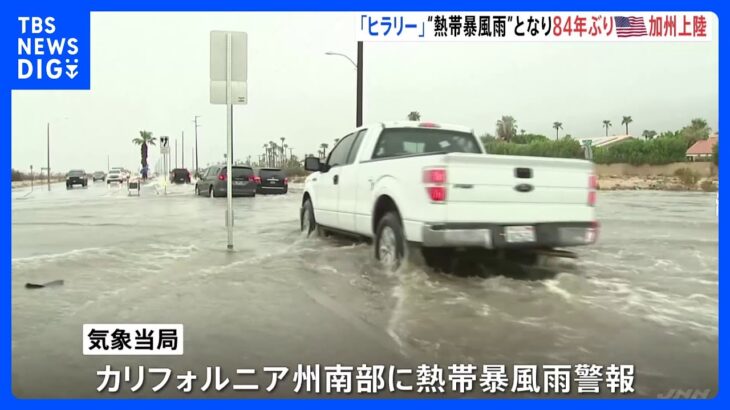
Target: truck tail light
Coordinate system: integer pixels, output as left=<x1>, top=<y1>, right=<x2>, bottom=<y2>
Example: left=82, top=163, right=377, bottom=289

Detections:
left=427, top=186, right=446, bottom=202
left=423, top=169, right=447, bottom=184
left=255, top=176, right=261, bottom=184
left=284, top=177, right=288, bottom=185
left=589, top=174, right=598, bottom=189
left=423, top=167, right=447, bottom=203
left=588, top=174, right=597, bottom=206
left=248, top=176, right=256, bottom=182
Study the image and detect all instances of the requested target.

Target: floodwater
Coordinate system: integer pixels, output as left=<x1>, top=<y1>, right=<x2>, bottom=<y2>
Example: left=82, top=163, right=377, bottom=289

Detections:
left=11, top=181, right=718, bottom=398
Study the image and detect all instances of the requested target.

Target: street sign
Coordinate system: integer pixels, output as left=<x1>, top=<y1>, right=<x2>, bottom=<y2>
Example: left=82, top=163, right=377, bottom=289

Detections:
left=210, top=31, right=248, bottom=105
left=160, top=136, right=170, bottom=154
left=210, top=30, right=248, bottom=250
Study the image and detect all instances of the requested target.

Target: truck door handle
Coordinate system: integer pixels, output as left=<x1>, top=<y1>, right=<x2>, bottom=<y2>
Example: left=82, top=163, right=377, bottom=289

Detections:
left=333, top=175, right=339, bottom=185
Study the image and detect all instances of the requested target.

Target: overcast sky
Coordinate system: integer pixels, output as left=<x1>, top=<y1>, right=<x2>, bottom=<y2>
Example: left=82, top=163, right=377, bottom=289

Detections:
left=12, top=12, right=718, bottom=173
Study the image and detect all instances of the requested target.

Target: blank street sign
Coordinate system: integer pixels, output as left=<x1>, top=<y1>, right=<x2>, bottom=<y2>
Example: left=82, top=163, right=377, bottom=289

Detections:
left=210, top=31, right=248, bottom=105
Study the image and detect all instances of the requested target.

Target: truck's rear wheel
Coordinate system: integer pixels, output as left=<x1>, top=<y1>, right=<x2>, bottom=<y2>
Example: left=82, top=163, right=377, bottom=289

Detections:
left=375, top=212, right=406, bottom=270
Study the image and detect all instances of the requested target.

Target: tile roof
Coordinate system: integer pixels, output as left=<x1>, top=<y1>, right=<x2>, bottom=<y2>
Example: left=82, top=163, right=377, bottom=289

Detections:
left=687, top=136, right=718, bottom=155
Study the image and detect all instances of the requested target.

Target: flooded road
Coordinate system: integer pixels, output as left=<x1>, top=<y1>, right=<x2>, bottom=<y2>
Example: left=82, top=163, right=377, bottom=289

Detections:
left=12, top=181, right=718, bottom=398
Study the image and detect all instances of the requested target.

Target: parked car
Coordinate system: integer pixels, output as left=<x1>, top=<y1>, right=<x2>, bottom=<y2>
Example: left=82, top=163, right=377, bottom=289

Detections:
left=194, top=165, right=257, bottom=197
left=92, top=171, right=106, bottom=182
left=106, top=169, right=124, bottom=184
left=66, top=170, right=88, bottom=189
left=301, top=121, right=599, bottom=270
left=255, top=168, right=288, bottom=194
left=170, top=168, right=192, bottom=184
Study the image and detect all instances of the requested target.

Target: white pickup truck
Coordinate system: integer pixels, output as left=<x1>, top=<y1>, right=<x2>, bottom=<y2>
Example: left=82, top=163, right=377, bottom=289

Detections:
left=301, top=121, right=598, bottom=269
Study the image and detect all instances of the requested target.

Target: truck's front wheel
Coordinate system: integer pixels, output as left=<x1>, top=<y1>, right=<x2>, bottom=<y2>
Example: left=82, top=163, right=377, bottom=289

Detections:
left=375, top=212, right=406, bottom=270
left=301, top=199, right=317, bottom=237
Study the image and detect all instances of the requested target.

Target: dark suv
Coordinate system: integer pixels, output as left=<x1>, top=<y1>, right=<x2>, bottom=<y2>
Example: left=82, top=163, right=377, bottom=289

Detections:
left=92, top=171, right=106, bottom=182
left=66, top=170, right=88, bottom=189
left=194, top=165, right=257, bottom=197
left=255, top=168, right=288, bottom=194
left=170, top=168, right=191, bottom=184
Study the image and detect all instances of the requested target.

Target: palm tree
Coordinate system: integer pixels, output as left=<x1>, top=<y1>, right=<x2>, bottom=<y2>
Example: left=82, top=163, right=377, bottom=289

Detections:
left=320, top=143, right=329, bottom=159
left=280, top=137, right=286, bottom=166
left=132, top=130, right=156, bottom=176
left=552, top=122, right=563, bottom=140
left=407, top=111, right=421, bottom=121
left=602, top=120, right=612, bottom=137
left=271, top=142, right=279, bottom=166
left=641, top=130, right=657, bottom=140
left=621, top=116, right=633, bottom=135
left=496, top=115, right=517, bottom=141
left=520, top=129, right=526, bottom=136
left=268, top=141, right=275, bottom=166
left=283, top=144, right=289, bottom=167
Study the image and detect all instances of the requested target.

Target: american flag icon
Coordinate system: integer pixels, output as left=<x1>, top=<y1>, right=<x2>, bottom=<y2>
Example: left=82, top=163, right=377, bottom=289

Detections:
left=614, top=16, right=648, bottom=37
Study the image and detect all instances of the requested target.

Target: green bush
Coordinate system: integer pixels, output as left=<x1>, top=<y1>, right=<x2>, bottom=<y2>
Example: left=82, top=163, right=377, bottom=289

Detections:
left=510, top=133, right=549, bottom=144
left=674, top=168, right=700, bottom=186
left=484, top=138, right=584, bottom=159
left=592, top=136, right=688, bottom=165
left=284, top=167, right=308, bottom=177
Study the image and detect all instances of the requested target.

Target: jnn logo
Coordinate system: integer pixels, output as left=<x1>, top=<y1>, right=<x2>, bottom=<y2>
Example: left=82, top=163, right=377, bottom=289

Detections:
left=17, top=17, right=79, bottom=80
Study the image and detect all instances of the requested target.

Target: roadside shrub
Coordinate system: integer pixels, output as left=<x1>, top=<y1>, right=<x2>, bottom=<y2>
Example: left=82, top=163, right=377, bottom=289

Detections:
left=284, top=167, right=308, bottom=177
left=593, top=136, right=687, bottom=165
left=700, top=180, right=718, bottom=192
left=11, top=169, right=24, bottom=181
left=674, top=168, right=700, bottom=186
left=484, top=138, right=583, bottom=159
left=510, top=133, right=549, bottom=144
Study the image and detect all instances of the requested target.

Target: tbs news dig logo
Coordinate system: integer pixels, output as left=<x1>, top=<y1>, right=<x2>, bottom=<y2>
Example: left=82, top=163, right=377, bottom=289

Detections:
left=17, top=16, right=79, bottom=80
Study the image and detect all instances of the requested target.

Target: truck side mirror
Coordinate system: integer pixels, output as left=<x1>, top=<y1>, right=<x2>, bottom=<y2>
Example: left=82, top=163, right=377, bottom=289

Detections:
left=304, top=157, right=322, bottom=172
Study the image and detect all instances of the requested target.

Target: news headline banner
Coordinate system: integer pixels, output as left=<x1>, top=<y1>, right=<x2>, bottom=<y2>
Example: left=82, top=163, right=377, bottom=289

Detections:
left=355, top=12, right=712, bottom=42
left=84, top=324, right=635, bottom=395
left=95, top=363, right=635, bottom=395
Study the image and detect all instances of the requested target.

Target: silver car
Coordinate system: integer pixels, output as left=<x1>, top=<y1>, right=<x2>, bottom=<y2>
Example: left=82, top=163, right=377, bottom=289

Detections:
left=194, top=165, right=257, bottom=197
left=106, top=169, right=124, bottom=184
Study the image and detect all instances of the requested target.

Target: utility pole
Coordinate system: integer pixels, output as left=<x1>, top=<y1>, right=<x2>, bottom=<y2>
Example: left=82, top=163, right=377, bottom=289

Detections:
left=107, top=155, right=110, bottom=172
left=193, top=115, right=201, bottom=176
left=46, top=122, right=50, bottom=191
left=182, top=131, right=185, bottom=168
left=175, top=139, right=178, bottom=169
